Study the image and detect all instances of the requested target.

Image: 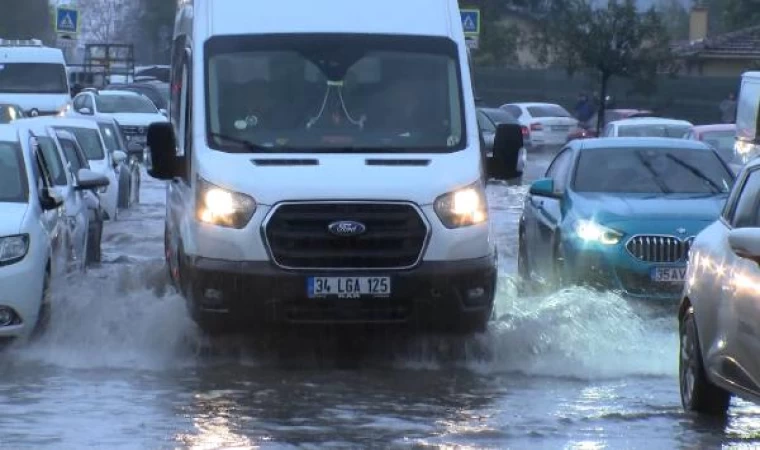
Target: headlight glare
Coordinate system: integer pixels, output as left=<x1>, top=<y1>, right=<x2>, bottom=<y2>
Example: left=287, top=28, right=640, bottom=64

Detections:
left=196, top=177, right=256, bottom=229
left=434, top=183, right=488, bottom=228
left=575, top=220, right=621, bottom=245
left=0, top=234, right=29, bottom=265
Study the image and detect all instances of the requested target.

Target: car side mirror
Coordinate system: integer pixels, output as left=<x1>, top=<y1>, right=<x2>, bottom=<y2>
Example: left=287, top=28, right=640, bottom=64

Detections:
left=488, top=123, right=524, bottom=181
left=529, top=178, right=560, bottom=198
left=112, top=150, right=128, bottom=165
left=39, top=187, right=63, bottom=210
left=75, top=168, right=110, bottom=191
left=159, top=108, right=168, bottom=117
left=79, top=107, right=93, bottom=115
left=728, top=228, right=760, bottom=264
left=146, top=121, right=182, bottom=180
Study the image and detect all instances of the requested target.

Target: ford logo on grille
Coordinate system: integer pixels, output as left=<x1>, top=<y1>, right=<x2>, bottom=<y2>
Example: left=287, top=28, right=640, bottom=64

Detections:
left=328, top=220, right=366, bottom=237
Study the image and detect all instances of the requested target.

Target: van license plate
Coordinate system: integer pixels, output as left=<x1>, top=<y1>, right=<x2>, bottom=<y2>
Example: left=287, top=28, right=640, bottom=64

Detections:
left=307, top=277, right=391, bottom=298
left=650, top=266, right=687, bottom=282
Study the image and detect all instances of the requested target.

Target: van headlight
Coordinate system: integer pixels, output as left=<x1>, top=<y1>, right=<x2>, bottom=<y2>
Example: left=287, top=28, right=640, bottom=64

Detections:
left=0, top=234, right=29, bottom=266
left=434, top=182, right=488, bottom=228
left=574, top=220, right=622, bottom=245
left=196, top=177, right=256, bottom=229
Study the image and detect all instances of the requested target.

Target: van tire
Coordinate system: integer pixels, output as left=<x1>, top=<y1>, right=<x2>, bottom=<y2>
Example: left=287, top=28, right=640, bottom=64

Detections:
left=118, top=170, right=131, bottom=209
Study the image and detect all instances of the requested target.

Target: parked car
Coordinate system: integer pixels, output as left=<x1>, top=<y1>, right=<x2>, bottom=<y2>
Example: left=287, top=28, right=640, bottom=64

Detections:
left=68, top=89, right=169, bottom=151
left=0, top=123, right=106, bottom=341
left=477, top=107, right=527, bottom=184
left=105, top=81, right=169, bottom=111
left=14, top=117, right=127, bottom=221
left=499, top=102, right=579, bottom=150
left=518, top=137, right=734, bottom=298
left=53, top=128, right=108, bottom=264
left=734, top=71, right=760, bottom=164
left=93, top=116, right=143, bottom=207
left=679, top=157, right=760, bottom=416
left=683, top=124, right=741, bottom=173
left=566, top=109, right=654, bottom=142
left=601, top=117, right=693, bottom=138
left=0, top=103, right=25, bottom=124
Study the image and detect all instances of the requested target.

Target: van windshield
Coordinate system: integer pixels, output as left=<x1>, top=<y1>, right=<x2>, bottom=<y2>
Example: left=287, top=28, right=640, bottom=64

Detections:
left=0, top=63, right=68, bottom=94
left=204, top=34, right=466, bottom=153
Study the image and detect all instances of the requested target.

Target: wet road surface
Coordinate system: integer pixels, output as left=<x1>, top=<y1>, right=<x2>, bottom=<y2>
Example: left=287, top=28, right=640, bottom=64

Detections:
left=2, top=150, right=760, bottom=449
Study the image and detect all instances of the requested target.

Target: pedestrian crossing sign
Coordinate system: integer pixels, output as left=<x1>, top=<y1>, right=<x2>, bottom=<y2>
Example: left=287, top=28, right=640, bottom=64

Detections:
left=55, top=7, right=79, bottom=35
left=460, top=9, right=481, bottom=37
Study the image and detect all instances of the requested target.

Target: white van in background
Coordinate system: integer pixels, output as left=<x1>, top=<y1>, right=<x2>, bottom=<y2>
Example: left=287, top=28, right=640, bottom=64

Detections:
left=0, top=39, right=70, bottom=117
left=735, top=71, right=760, bottom=164
left=146, top=0, right=525, bottom=335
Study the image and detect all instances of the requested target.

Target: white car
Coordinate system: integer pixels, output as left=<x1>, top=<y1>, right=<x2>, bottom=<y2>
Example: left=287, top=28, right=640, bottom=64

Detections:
left=602, top=117, right=693, bottom=138
left=499, top=102, right=579, bottom=149
left=69, top=89, right=168, bottom=150
left=679, top=158, right=760, bottom=415
left=0, top=123, right=106, bottom=340
left=14, top=117, right=127, bottom=221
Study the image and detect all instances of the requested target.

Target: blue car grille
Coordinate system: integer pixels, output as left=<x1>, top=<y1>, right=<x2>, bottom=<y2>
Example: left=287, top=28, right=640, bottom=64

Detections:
left=625, top=235, right=694, bottom=263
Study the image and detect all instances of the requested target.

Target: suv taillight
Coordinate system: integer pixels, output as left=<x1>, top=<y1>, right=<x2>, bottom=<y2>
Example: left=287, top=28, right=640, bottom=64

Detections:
left=521, top=126, right=530, bottom=136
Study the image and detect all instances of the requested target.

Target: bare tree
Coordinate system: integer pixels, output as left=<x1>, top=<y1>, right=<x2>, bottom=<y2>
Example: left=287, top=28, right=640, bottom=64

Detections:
left=77, top=0, right=139, bottom=43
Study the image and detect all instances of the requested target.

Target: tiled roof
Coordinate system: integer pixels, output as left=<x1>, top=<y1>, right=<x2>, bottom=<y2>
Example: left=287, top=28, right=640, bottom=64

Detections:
left=673, top=25, right=760, bottom=59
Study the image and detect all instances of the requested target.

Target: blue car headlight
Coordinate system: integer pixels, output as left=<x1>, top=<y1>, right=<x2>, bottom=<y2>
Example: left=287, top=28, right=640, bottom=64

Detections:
left=574, top=220, right=623, bottom=245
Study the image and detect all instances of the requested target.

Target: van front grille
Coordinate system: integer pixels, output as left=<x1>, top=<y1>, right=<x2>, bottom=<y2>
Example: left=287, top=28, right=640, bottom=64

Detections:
left=263, top=202, right=429, bottom=270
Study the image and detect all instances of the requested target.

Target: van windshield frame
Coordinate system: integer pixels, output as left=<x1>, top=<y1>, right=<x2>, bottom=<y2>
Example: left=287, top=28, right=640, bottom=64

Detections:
left=203, top=33, right=468, bottom=154
left=0, top=62, right=68, bottom=94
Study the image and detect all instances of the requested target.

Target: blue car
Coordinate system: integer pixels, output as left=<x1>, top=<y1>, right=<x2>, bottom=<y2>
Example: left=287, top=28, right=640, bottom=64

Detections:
left=517, top=137, right=736, bottom=300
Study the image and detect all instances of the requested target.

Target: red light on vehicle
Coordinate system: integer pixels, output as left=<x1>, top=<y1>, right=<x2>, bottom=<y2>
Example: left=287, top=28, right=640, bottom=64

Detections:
left=521, top=125, right=530, bottom=136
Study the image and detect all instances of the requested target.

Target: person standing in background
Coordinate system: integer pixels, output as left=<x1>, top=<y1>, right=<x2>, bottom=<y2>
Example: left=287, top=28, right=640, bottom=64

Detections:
left=719, top=92, right=737, bottom=123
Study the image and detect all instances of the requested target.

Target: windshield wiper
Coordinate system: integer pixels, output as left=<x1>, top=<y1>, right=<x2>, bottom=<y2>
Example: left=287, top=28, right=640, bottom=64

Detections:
left=664, top=154, right=723, bottom=194
left=634, top=151, right=672, bottom=194
left=208, top=132, right=277, bottom=153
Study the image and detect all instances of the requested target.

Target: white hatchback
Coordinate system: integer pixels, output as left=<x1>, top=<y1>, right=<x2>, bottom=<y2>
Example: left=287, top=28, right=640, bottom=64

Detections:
left=602, top=117, right=693, bottom=138
left=499, top=102, right=579, bottom=149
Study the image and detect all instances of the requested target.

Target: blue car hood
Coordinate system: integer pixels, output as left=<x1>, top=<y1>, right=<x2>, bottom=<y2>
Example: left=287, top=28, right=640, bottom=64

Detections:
left=569, top=192, right=726, bottom=229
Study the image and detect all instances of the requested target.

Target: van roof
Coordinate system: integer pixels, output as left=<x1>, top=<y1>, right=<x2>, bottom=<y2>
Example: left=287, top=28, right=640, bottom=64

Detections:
left=205, top=0, right=457, bottom=38
left=0, top=46, right=65, bottom=64
left=743, top=71, right=760, bottom=79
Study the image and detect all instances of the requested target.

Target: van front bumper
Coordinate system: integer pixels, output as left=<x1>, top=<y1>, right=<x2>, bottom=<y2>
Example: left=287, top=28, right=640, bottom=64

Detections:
left=182, top=254, right=497, bottom=329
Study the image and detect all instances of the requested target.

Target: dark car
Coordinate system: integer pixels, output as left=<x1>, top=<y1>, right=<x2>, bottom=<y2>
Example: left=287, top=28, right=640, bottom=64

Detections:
left=0, top=103, right=25, bottom=124
left=477, top=107, right=528, bottom=184
left=105, top=81, right=169, bottom=111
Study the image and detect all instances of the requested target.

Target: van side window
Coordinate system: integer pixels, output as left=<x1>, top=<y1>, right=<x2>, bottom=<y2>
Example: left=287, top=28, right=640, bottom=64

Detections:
left=170, top=35, right=187, bottom=131
left=182, top=50, right=193, bottom=178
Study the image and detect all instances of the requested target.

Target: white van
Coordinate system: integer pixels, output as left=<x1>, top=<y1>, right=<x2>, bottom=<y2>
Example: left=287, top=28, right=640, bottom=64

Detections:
left=735, top=71, right=760, bottom=164
left=0, top=39, right=70, bottom=117
left=146, top=0, right=524, bottom=334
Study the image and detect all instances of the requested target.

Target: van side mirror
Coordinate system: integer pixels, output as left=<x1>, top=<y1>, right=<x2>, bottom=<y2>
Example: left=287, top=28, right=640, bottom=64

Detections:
left=487, top=123, right=524, bottom=181
left=146, top=121, right=182, bottom=180
left=728, top=228, right=760, bottom=264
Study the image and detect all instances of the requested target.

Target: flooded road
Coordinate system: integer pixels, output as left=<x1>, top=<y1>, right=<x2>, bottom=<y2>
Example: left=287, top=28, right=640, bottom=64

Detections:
left=2, top=151, right=759, bottom=449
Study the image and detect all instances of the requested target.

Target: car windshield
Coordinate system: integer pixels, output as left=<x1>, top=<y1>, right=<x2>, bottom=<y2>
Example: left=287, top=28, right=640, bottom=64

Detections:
left=205, top=34, right=465, bottom=153
left=701, top=130, right=735, bottom=160
left=574, top=147, right=734, bottom=194
left=527, top=105, right=571, bottom=118
left=95, top=95, right=159, bottom=114
left=0, top=141, right=27, bottom=202
left=617, top=124, right=691, bottom=137
left=98, top=123, right=123, bottom=151
left=55, top=127, right=105, bottom=160
left=0, top=63, right=68, bottom=94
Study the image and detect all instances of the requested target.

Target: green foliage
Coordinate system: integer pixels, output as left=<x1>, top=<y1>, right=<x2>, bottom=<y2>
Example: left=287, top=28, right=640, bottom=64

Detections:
left=0, top=0, right=53, bottom=42
left=534, top=0, right=673, bottom=130
left=473, top=21, right=522, bottom=66
left=138, top=0, right=176, bottom=62
left=655, top=0, right=689, bottom=40
left=722, top=0, right=760, bottom=31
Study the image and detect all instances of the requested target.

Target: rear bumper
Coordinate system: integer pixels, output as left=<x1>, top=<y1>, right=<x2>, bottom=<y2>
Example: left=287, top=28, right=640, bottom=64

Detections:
left=182, top=254, right=498, bottom=327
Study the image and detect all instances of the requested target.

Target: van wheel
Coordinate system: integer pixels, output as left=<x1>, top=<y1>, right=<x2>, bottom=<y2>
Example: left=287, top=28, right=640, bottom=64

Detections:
left=680, top=307, right=731, bottom=416
left=177, top=246, right=233, bottom=336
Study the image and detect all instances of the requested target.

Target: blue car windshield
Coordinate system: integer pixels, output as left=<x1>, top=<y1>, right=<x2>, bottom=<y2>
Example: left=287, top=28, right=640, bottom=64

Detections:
left=573, top=148, right=734, bottom=194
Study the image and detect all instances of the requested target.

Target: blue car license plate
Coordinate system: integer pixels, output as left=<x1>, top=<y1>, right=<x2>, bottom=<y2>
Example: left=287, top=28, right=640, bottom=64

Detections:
left=307, top=277, right=391, bottom=298
left=650, top=266, right=687, bottom=282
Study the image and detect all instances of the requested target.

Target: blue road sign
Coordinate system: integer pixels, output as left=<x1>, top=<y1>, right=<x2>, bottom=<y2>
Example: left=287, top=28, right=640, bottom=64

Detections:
left=460, top=9, right=481, bottom=36
left=55, top=7, right=79, bottom=35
